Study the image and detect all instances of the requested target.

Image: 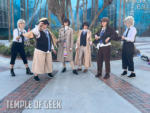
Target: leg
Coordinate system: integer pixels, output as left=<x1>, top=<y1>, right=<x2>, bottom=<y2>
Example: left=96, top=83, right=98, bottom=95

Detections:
left=126, top=43, right=134, bottom=72
left=69, top=61, right=75, bottom=69
left=18, top=45, right=28, bottom=66
left=122, top=44, right=128, bottom=71
left=78, top=46, right=84, bottom=69
left=10, top=43, right=18, bottom=76
left=62, top=61, right=66, bottom=73
left=10, top=43, right=18, bottom=66
left=45, top=52, right=53, bottom=74
left=32, top=49, right=46, bottom=74
left=18, top=46, right=33, bottom=75
left=104, top=46, right=111, bottom=74
left=97, top=47, right=103, bottom=74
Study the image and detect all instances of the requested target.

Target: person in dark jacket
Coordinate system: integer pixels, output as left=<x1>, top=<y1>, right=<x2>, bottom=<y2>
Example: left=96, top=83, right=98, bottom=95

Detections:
left=94, top=17, right=120, bottom=79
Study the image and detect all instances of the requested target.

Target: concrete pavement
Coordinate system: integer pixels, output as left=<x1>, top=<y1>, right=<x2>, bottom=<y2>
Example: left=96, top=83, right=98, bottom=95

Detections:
left=0, top=37, right=150, bottom=113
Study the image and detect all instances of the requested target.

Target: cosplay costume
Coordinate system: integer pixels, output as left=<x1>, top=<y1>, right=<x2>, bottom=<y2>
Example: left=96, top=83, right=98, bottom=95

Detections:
left=121, top=26, right=137, bottom=77
left=10, top=28, right=33, bottom=76
left=57, top=20, right=78, bottom=75
left=23, top=18, right=57, bottom=81
left=75, top=29, right=92, bottom=72
left=94, top=25, right=120, bottom=79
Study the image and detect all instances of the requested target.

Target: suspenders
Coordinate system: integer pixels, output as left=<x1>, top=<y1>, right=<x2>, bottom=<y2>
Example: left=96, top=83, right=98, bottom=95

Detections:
left=17, top=28, right=25, bottom=43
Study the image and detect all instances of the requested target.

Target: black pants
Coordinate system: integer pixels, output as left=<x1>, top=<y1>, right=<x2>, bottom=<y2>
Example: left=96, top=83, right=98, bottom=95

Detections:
left=97, top=46, right=111, bottom=74
left=10, top=42, right=28, bottom=65
left=122, top=42, right=134, bottom=71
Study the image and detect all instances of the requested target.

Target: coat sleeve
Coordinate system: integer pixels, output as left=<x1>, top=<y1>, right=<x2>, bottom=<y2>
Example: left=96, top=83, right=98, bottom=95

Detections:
left=76, top=31, right=81, bottom=48
left=70, top=29, right=74, bottom=49
left=93, top=29, right=100, bottom=44
left=89, top=31, right=92, bottom=44
left=109, top=27, right=121, bottom=41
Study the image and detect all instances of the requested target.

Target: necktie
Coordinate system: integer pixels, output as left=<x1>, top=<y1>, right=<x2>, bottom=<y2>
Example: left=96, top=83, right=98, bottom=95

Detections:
left=125, top=28, right=130, bottom=37
left=45, top=31, right=51, bottom=50
left=100, top=30, right=104, bottom=44
left=21, top=32, right=24, bottom=45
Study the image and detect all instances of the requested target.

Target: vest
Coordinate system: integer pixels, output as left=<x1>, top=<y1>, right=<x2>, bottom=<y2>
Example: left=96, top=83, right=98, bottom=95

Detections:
left=36, top=31, right=53, bottom=52
left=80, top=32, right=87, bottom=46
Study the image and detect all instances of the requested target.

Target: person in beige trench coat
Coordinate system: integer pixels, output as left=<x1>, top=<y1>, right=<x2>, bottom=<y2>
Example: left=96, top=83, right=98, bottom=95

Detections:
left=57, top=18, right=78, bottom=75
left=75, top=22, right=92, bottom=73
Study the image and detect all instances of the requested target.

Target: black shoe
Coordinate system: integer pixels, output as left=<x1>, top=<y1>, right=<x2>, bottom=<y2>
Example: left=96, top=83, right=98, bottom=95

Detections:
left=95, top=73, right=102, bottom=77
left=47, top=73, right=54, bottom=78
left=26, top=67, right=33, bottom=75
left=128, top=73, right=136, bottom=78
left=11, top=68, right=15, bottom=77
left=73, top=69, right=78, bottom=75
left=62, top=68, right=66, bottom=73
left=121, top=71, right=127, bottom=76
left=103, top=73, right=110, bottom=79
left=34, top=76, right=40, bottom=82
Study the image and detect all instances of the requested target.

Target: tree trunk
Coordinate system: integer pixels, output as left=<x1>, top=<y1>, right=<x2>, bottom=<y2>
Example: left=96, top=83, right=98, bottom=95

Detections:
left=85, top=0, right=87, bottom=22
left=48, top=0, right=51, bottom=29
left=27, top=0, right=29, bottom=29
left=48, top=0, right=65, bottom=24
left=44, top=0, right=48, bottom=17
left=118, top=0, right=122, bottom=36
left=76, top=0, right=80, bottom=30
left=94, top=0, right=99, bottom=27
left=11, top=0, right=14, bottom=30
left=7, top=0, right=11, bottom=41
left=122, top=0, right=125, bottom=33
left=89, top=6, right=105, bottom=30
left=82, top=0, right=85, bottom=22
left=68, top=0, right=75, bottom=30
left=66, top=0, right=69, bottom=18
left=23, top=0, right=25, bottom=20
left=39, top=0, right=42, bottom=19
left=30, top=0, right=40, bottom=28
left=89, top=0, right=113, bottom=30
left=91, top=0, right=93, bottom=22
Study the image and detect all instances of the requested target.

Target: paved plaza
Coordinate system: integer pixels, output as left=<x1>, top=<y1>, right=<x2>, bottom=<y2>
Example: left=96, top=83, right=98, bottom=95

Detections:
left=0, top=37, right=150, bottom=113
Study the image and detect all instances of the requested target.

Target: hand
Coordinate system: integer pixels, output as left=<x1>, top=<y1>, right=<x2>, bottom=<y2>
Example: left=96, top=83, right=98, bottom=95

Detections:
left=95, top=35, right=98, bottom=40
left=38, top=22, right=43, bottom=28
left=90, top=42, right=93, bottom=46
left=105, top=37, right=110, bottom=43
left=70, top=48, right=73, bottom=51
left=75, top=48, right=78, bottom=51
left=57, top=39, right=60, bottom=42
left=122, top=36, right=125, bottom=40
left=53, top=50, right=57, bottom=54
left=16, top=36, right=21, bottom=40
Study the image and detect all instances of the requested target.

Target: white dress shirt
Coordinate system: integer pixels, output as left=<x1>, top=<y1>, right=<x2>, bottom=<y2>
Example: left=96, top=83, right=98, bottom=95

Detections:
left=32, top=26, right=54, bottom=53
left=13, top=28, right=27, bottom=43
left=122, top=26, right=137, bottom=42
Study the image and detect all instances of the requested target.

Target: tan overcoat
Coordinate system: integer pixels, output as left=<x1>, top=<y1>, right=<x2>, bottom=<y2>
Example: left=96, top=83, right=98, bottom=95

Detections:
left=74, top=30, right=92, bottom=68
left=57, top=27, right=74, bottom=62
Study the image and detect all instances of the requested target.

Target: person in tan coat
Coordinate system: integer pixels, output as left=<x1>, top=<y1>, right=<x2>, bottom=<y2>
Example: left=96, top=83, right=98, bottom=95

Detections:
left=75, top=22, right=92, bottom=73
left=57, top=18, right=78, bottom=75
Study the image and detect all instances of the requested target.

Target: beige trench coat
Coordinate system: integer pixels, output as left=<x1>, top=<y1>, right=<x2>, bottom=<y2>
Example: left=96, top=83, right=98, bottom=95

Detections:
left=57, top=27, right=74, bottom=62
left=74, top=30, right=92, bottom=68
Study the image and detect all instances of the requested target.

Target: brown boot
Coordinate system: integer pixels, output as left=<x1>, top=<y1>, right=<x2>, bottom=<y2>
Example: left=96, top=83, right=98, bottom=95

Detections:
left=83, top=69, right=88, bottom=73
